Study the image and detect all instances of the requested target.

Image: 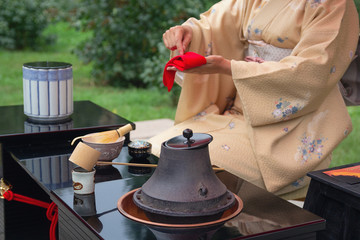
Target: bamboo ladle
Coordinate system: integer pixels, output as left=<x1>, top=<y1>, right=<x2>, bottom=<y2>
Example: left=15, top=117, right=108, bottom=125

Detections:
left=96, top=161, right=225, bottom=171
left=70, top=123, right=225, bottom=171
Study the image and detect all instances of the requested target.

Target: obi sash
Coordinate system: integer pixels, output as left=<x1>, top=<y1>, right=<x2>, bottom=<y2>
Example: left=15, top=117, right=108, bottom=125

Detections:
left=245, top=40, right=293, bottom=62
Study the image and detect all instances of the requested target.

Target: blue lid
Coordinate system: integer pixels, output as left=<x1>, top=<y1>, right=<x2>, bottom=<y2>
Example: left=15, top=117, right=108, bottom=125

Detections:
left=23, top=61, right=72, bottom=69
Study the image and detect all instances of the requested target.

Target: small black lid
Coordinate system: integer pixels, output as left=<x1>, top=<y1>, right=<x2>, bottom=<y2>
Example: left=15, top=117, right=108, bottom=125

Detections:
left=164, top=129, right=213, bottom=150
left=23, top=61, right=72, bottom=69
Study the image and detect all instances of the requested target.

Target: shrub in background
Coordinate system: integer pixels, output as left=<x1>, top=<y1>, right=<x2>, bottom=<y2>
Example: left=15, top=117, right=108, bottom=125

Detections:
left=0, top=0, right=58, bottom=50
left=356, top=0, right=360, bottom=14
left=73, top=0, right=217, bottom=88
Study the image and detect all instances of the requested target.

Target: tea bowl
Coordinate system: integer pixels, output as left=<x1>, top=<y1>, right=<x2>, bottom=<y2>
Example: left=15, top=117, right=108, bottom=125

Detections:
left=82, top=136, right=125, bottom=161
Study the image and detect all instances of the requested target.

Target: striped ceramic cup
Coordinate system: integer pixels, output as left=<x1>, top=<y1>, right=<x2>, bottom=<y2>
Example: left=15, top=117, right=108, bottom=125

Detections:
left=23, top=61, right=73, bottom=123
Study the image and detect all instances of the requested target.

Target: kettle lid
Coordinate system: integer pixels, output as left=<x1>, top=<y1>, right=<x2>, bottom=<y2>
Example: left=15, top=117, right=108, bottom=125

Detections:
left=164, top=129, right=213, bottom=150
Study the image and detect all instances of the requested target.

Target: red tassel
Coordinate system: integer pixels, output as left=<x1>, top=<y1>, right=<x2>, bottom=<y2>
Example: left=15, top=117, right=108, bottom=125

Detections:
left=3, top=190, right=58, bottom=240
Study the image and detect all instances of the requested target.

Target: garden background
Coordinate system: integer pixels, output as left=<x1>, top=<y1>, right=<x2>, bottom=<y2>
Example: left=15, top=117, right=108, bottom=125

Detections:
left=1, top=0, right=359, bottom=168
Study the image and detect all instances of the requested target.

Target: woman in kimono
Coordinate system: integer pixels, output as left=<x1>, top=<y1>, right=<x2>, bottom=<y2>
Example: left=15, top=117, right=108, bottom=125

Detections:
left=149, top=0, right=359, bottom=199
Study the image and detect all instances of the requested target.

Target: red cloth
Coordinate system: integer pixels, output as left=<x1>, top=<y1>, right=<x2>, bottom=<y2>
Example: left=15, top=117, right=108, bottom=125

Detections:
left=163, top=52, right=207, bottom=92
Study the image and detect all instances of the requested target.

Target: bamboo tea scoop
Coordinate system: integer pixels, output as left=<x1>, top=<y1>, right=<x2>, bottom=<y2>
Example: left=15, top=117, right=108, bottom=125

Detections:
left=96, top=161, right=225, bottom=171
left=71, top=123, right=134, bottom=145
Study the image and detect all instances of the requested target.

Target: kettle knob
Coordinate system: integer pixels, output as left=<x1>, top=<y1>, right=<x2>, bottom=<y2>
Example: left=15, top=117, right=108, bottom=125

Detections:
left=183, top=129, right=195, bottom=147
left=164, top=129, right=212, bottom=149
left=183, top=129, right=193, bottom=139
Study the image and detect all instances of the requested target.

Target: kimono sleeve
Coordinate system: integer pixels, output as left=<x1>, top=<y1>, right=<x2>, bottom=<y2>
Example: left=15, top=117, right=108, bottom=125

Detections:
left=172, top=0, right=249, bottom=122
left=231, top=0, right=359, bottom=127
left=181, top=0, right=247, bottom=59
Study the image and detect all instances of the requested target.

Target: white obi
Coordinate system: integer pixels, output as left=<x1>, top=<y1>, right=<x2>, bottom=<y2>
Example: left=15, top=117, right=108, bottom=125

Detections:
left=246, top=40, right=293, bottom=61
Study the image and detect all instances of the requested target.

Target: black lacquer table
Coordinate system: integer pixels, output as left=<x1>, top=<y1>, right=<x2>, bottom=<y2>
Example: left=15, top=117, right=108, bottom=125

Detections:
left=304, top=162, right=360, bottom=240
left=0, top=101, right=325, bottom=239
left=50, top=158, right=326, bottom=240
left=0, top=101, right=133, bottom=239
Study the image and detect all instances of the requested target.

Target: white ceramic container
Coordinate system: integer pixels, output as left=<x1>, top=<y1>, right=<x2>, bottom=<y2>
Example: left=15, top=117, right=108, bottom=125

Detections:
left=72, top=167, right=96, bottom=195
left=23, top=62, right=73, bottom=122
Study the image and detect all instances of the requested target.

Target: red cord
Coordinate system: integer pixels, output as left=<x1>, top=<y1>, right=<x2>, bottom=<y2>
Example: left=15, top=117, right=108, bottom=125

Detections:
left=47, top=202, right=58, bottom=240
left=3, top=190, right=58, bottom=240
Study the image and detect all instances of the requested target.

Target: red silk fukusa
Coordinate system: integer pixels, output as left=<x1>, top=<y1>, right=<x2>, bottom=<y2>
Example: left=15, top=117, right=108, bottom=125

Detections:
left=163, top=52, right=207, bottom=92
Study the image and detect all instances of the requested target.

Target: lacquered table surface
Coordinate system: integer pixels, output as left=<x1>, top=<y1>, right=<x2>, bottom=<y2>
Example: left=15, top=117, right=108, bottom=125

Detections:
left=49, top=147, right=325, bottom=240
left=0, top=100, right=133, bottom=239
left=0, top=100, right=131, bottom=137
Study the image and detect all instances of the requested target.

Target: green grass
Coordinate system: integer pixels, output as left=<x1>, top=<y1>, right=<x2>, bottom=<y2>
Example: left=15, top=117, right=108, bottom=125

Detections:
left=0, top=21, right=359, bottom=168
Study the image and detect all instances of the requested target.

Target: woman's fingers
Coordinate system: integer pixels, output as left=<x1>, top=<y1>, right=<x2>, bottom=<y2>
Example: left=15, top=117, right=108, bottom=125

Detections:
left=166, top=66, right=178, bottom=71
left=181, top=25, right=193, bottom=53
left=173, top=27, right=186, bottom=55
left=163, top=27, right=179, bottom=51
left=162, top=25, right=192, bottom=55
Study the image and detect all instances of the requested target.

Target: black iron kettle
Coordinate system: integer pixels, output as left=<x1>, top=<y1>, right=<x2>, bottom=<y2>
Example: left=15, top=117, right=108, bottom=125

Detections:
left=133, top=129, right=235, bottom=224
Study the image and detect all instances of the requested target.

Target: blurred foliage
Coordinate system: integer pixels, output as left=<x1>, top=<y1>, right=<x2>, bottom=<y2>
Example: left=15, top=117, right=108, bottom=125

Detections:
left=72, top=0, right=217, bottom=88
left=0, top=0, right=56, bottom=50
left=0, top=0, right=88, bottom=50
left=355, top=0, right=360, bottom=13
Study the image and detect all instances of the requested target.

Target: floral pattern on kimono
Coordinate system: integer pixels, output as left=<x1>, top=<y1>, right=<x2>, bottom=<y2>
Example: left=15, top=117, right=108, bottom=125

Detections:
left=307, top=0, right=327, bottom=8
left=193, top=111, right=207, bottom=121
left=272, top=98, right=303, bottom=121
left=291, top=177, right=305, bottom=187
left=296, top=133, right=327, bottom=164
left=222, top=144, right=231, bottom=151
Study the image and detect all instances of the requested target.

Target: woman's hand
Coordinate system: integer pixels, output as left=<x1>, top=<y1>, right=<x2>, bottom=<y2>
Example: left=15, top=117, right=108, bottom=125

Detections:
left=167, top=55, right=232, bottom=75
left=163, top=25, right=193, bottom=55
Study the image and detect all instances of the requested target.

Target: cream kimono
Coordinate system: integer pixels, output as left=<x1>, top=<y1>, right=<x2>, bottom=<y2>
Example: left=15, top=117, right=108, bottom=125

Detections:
left=149, top=0, right=359, bottom=199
